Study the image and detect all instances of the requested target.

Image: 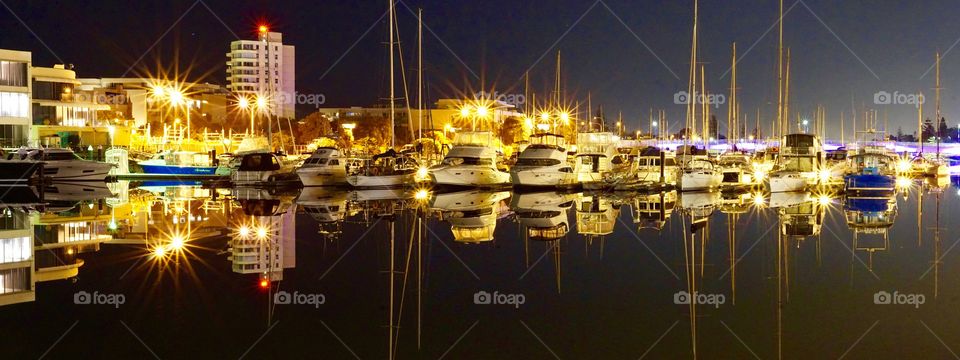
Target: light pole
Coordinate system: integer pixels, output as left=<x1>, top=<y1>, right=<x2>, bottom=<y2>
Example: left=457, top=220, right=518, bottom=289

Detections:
left=237, top=96, right=254, bottom=135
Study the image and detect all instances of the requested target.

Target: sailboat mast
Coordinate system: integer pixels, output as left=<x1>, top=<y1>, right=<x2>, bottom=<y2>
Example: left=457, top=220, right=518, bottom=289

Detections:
left=776, top=0, right=784, bottom=140
left=785, top=48, right=791, bottom=132
left=554, top=51, right=562, bottom=107
left=936, top=52, right=942, bottom=156
left=701, top=65, right=708, bottom=143
left=389, top=0, right=396, bottom=148
left=685, top=0, right=699, bottom=147
left=728, top=42, right=737, bottom=144
left=417, top=8, right=423, bottom=141
left=918, top=91, right=923, bottom=155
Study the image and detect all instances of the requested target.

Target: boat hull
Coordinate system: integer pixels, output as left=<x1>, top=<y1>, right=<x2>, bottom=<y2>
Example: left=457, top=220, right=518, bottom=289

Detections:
left=678, top=171, right=722, bottom=192
left=430, top=166, right=511, bottom=187
left=43, top=161, right=114, bottom=181
left=296, top=167, right=347, bottom=186
left=510, top=168, right=578, bottom=188
left=845, top=174, right=895, bottom=193
left=347, top=173, right=412, bottom=188
left=140, top=164, right=217, bottom=175
left=769, top=173, right=808, bottom=193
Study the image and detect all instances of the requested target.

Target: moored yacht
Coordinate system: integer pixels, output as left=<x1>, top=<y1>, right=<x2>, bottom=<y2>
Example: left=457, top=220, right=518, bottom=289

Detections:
left=429, top=132, right=510, bottom=187
left=717, top=153, right=757, bottom=191
left=769, top=133, right=824, bottom=192
left=845, top=151, right=896, bottom=194
left=346, top=150, right=418, bottom=188
left=574, top=132, right=619, bottom=189
left=5, top=147, right=114, bottom=181
left=677, top=158, right=723, bottom=192
left=230, top=151, right=298, bottom=186
left=295, top=147, right=347, bottom=186
left=138, top=150, right=217, bottom=175
left=510, top=133, right=576, bottom=188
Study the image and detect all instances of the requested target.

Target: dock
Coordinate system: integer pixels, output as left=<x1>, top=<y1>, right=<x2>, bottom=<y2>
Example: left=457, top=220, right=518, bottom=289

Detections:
left=107, top=173, right=231, bottom=182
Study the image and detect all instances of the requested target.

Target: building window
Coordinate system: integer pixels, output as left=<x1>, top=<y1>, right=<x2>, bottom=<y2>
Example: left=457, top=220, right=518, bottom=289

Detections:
left=0, top=61, right=28, bottom=87
left=0, top=92, right=29, bottom=117
left=32, top=81, right=74, bottom=101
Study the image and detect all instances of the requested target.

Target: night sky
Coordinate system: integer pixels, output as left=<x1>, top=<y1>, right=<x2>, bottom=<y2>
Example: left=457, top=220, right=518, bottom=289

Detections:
left=3, top=0, right=960, bottom=136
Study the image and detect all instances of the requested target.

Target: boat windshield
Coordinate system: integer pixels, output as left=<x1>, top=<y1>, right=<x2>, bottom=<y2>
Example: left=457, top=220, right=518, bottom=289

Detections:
left=44, top=151, right=82, bottom=161
left=515, top=158, right=561, bottom=167
left=441, top=157, right=493, bottom=166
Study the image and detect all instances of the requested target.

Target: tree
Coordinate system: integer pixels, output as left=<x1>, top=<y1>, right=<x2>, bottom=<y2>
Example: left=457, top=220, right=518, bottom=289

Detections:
left=938, top=116, right=949, bottom=141
left=922, top=118, right=935, bottom=142
left=498, top=116, right=523, bottom=146
left=297, top=112, right=333, bottom=144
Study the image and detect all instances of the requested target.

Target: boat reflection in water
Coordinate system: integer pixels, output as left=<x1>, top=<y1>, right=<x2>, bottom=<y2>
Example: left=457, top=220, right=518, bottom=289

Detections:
left=3, top=177, right=960, bottom=358
left=511, top=191, right=575, bottom=242
left=629, top=191, right=676, bottom=230
left=844, top=194, right=897, bottom=269
left=430, top=190, right=510, bottom=243
left=576, top=193, right=619, bottom=238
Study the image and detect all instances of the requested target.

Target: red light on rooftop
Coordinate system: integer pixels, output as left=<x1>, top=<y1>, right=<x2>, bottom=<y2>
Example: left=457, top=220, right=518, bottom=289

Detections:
left=258, top=25, right=268, bottom=33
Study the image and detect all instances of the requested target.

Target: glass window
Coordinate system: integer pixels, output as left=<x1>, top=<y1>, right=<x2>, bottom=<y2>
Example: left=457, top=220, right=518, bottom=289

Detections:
left=0, top=61, right=28, bottom=87
left=0, top=92, right=29, bottom=117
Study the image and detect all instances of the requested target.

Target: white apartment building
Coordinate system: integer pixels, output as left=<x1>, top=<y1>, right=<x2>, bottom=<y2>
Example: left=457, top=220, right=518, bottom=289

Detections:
left=226, top=30, right=296, bottom=119
left=0, top=49, right=32, bottom=147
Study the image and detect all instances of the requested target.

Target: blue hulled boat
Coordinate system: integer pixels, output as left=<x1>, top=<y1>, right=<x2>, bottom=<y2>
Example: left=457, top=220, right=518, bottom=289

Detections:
left=138, top=151, right=217, bottom=175
left=844, top=152, right=895, bottom=194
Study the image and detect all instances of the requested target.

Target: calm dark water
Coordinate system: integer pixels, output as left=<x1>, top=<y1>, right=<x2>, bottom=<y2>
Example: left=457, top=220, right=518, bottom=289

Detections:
left=1, top=179, right=959, bottom=359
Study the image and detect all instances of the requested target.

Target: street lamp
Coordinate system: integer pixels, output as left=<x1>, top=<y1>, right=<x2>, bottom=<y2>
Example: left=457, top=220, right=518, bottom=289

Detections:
left=237, top=96, right=254, bottom=134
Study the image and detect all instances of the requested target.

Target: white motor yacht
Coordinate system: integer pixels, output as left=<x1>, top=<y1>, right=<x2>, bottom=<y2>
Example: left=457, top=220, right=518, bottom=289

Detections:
left=4, top=147, right=114, bottom=181
left=574, top=132, right=619, bottom=189
left=769, top=133, right=825, bottom=193
left=677, top=158, right=723, bottom=192
left=346, top=152, right=417, bottom=188
left=295, top=147, right=348, bottom=186
left=429, top=132, right=510, bottom=187
left=230, top=151, right=298, bottom=186
left=510, top=133, right=576, bottom=188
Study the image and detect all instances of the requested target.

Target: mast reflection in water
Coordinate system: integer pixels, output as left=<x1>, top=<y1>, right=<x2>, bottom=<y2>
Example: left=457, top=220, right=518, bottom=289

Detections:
left=0, top=179, right=958, bottom=358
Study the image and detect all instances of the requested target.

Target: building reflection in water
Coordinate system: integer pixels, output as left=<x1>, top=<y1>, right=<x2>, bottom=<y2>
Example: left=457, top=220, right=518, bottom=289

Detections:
left=228, top=188, right=297, bottom=285
left=0, top=182, right=115, bottom=306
